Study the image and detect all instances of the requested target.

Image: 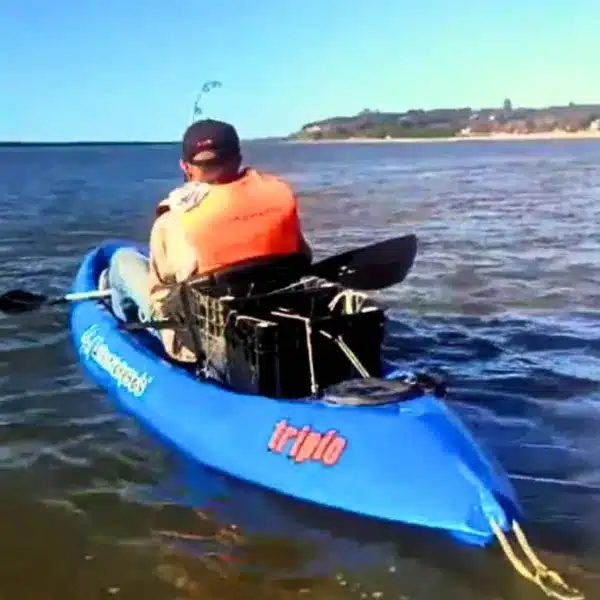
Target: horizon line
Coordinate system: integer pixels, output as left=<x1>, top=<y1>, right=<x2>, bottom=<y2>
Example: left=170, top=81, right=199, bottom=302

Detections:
left=0, top=138, right=285, bottom=147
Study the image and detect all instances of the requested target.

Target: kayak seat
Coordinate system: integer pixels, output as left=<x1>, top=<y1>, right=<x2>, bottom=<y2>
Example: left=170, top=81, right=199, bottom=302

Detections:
left=189, top=253, right=312, bottom=298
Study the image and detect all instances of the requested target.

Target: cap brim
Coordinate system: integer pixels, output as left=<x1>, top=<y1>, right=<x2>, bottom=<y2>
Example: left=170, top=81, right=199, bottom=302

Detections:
left=186, top=147, right=240, bottom=165
left=190, top=150, right=219, bottom=162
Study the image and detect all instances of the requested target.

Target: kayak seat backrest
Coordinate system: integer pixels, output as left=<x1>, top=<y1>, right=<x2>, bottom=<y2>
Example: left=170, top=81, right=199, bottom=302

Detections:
left=188, top=253, right=312, bottom=298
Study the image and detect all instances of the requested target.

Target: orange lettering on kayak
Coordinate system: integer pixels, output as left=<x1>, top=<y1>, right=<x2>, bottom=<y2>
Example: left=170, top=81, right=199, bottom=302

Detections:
left=267, top=420, right=347, bottom=466
left=289, top=425, right=311, bottom=459
left=267, top=420, right=288, bottom=451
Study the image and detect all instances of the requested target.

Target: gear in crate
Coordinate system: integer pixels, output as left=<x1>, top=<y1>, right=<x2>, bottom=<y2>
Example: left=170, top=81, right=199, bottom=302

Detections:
left=161, top=275, right=387, bottom=399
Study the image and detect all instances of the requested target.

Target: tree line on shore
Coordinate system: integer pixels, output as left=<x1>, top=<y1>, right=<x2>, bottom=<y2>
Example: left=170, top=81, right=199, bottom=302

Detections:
left=292, top=100, right=600, bottom=139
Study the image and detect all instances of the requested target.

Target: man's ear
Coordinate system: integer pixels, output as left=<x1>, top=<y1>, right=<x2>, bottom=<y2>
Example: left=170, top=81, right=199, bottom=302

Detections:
left=179, top=159, right=191, bottom=181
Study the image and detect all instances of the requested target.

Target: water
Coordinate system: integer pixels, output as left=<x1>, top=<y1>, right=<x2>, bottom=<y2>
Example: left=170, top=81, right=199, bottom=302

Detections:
left=0, top=139, right=599, bottom=599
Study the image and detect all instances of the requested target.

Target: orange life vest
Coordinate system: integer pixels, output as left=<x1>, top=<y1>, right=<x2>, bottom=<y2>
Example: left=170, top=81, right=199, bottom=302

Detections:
left=176, top=169, right=303, bottom=276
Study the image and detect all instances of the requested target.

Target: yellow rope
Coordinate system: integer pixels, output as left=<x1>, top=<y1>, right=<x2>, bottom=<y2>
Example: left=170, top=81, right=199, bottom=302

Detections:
left=335, top=335, right=371, bottom=378
left=489, top=518, right=584, bottom=600
left=318, top=330, right=371, bottom=378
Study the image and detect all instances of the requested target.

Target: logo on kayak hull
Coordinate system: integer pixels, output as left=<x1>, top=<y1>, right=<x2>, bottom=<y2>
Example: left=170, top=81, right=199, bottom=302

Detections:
left=80, top=324, right=153, bottom=397
left=268, top=419, right=347, bottom=466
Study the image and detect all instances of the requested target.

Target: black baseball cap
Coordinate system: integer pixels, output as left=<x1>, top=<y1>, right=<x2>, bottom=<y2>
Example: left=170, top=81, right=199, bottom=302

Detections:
left=181, top=119, right=240, bottom=164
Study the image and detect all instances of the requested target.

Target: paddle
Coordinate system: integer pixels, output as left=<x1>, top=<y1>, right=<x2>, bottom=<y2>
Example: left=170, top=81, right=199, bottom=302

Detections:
left=0, top=289, right=112, bottom=315
left=310, top=233, right=417, bottom=290
left=0, top=233, right=417, bottom=315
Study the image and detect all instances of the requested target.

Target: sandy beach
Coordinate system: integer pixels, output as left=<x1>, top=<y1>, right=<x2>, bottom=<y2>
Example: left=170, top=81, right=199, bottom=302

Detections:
left=287, top=130, right=600, bottom=144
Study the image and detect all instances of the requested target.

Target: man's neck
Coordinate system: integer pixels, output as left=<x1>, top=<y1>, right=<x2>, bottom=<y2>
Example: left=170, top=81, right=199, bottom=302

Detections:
left=212, top=167, right=247, bottom=185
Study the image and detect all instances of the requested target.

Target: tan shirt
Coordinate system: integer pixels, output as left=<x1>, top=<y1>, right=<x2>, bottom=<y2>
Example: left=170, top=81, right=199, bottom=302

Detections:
left=147, top=177, right=311, bottom=364
left=148, top=181, right=213, bottom=363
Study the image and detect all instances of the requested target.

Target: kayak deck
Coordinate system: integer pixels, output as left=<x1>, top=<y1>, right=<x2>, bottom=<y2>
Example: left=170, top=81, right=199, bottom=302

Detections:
left=69, top=241, right=521, bottom=547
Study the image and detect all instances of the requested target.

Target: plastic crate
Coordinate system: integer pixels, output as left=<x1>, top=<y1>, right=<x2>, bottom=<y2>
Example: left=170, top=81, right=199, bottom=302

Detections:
left=167, top=278, right=386, bottom=398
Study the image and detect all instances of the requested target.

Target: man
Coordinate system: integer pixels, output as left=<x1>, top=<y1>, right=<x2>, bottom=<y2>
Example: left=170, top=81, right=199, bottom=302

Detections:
left=104, top=118, right=312, bottom=364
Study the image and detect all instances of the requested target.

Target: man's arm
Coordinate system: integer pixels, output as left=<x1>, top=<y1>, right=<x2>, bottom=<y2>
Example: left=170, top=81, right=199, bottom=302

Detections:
left=150, top=207, right=199, bottom=289
left=299, top=230, right=313, bottom=263
left=289, top=188, right=313, bottom=263
left=148, top=215, right=169, bottom=294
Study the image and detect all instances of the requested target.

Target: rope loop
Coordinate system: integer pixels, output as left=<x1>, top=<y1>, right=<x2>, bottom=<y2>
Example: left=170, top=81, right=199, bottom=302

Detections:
left=489, top=518, right=584, bottom=600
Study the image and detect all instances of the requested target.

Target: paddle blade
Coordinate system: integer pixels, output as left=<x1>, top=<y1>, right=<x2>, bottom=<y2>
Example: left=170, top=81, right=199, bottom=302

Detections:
left=0, top=290, right=48, bottom=314
left=312, top=234, right=418, bottom=290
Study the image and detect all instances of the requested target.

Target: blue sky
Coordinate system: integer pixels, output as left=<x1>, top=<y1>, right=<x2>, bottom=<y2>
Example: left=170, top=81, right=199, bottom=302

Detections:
left=1, top=0, right=599, bottom=141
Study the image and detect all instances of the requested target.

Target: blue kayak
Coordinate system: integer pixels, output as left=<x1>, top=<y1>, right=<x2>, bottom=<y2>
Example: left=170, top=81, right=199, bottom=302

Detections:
left=69, top=241, right=522, bottom=547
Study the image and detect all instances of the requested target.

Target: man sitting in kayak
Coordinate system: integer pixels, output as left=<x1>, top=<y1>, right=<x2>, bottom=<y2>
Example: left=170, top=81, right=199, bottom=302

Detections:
left=101, top=118, right=312, bottom=364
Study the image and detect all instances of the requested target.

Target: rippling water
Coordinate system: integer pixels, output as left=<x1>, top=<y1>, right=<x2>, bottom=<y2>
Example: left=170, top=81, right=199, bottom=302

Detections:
left=1, top=140, right=599, bottom=599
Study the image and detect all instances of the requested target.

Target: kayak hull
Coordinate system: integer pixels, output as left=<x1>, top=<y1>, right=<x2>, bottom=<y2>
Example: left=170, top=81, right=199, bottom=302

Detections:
left=69, top=241, right=522, bottom=546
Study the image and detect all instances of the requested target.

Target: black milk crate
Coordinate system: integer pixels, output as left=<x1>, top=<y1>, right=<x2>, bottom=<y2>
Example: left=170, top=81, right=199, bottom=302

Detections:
left=178, top=278, right=387, bottom=398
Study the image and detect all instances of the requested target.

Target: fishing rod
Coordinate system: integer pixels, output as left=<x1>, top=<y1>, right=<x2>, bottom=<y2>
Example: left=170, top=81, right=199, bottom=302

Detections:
left=190, top=80, right=222, bottom=123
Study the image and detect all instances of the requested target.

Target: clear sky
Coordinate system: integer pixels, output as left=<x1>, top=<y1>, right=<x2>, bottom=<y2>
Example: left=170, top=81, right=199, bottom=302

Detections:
left=1, top=0, right=599, bottom=142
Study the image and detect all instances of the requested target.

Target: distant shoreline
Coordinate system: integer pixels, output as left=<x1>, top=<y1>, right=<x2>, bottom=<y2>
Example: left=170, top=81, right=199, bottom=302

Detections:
left=0, top=137, right=286, bottom=147
left=287, top=130, right=600, bottom=144
left=3, top=130, right=600, bottom=147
